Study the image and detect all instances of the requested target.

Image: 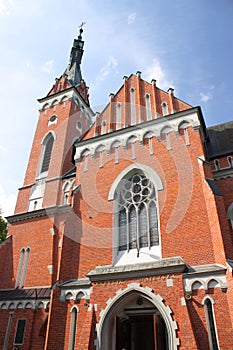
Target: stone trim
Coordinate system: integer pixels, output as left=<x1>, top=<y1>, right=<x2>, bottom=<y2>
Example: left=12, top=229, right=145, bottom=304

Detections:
left=60, top=278, right=92, bottom=302
left=18, top=183, right=34, bottom=190
left=7, top=205, right=72, bottom=223
left=96, top=282, right=180, bottom=350
left=74, top=107, right=201, bottom=162
left=213, top=167, right=233, bottom=180
left=38, top=87, right=94, bottom=124
left=87, top=257, right=186, bottom=282
left=0, top=299, right=50, bottom=310
left=183, top=264, right=227, bottom=293
left=108, top=163, right=163, bottom=200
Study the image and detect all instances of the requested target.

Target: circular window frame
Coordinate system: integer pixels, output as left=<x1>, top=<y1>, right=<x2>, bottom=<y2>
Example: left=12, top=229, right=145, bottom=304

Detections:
left=48, top=115, right=57, bottom=124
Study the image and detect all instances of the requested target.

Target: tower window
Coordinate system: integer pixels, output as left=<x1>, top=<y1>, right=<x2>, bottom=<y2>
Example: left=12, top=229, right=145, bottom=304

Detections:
left=76, top=121, right=82, bottom=130
left=33, top=201, right=38, bottom=211
left=117, top=173, right=159, bottom=253
left=48, top=115, right=57, bottom=126
left=40, top=133, right=54, bottom=174
left=63, top=180, right=74, bottom=204
left=64, top=193, right=69, bottom=205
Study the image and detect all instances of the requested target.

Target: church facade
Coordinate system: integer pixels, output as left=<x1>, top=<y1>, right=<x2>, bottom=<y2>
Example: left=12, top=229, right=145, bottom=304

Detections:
left=1, top=29, right=233, bottom=349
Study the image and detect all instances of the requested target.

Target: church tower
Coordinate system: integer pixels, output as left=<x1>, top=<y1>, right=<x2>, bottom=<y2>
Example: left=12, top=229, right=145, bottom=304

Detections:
left=0, top=29, right=94, bottom=349
left=15, top=27, right=93, bottom=214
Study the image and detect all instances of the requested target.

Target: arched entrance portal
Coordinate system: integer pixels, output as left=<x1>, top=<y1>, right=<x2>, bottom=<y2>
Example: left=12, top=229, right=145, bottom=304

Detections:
left=97, top=284, right=179, bottom=350
left=114, top=298, right=168, bottom=350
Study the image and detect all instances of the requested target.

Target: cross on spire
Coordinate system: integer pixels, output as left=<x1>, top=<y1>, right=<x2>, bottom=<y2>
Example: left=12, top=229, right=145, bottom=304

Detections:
left=79, top=21, right=86, bottom=30
left=78, top=21, right=86, bottom=38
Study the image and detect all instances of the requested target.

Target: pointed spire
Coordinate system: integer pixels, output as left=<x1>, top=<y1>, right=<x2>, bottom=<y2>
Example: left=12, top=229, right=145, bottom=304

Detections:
left=63, top=25, right=86, bottom=87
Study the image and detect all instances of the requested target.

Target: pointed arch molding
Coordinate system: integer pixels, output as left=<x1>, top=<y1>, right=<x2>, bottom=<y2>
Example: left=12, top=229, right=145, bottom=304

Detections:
left=41, top=130, right=57, bottom=144
left=95, top=283, right=179, bottom=350
left=108, top=163, right=163, bottom=200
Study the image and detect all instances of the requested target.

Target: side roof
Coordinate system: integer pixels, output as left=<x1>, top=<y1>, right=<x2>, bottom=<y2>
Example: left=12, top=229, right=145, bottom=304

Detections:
left=206, top=121, right=233, bottom=159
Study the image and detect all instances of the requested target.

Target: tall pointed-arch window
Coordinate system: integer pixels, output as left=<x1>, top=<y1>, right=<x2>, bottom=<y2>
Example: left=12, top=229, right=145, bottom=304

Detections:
left=117, top=172, right=159, bottom=253
left=40, top=133, right=54, bottom=175
left=203, top=297, right=219, bottom=350
left=68, top=306, right=78, bottom=350
left=15, top=247, right=30, bottom=288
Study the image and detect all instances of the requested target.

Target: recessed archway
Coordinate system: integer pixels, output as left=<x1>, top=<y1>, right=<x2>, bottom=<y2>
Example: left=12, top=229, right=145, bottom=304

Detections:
left=96, top=283, right=179, bottom=350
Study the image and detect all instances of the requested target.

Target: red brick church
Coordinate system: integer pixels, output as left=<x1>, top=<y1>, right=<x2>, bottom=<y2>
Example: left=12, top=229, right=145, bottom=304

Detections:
left=1, top=28, right=233, bottom=349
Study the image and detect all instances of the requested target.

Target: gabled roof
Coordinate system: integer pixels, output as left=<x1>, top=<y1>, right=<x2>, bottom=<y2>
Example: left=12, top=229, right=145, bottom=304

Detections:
left=82, top=73, right=193, bottom=141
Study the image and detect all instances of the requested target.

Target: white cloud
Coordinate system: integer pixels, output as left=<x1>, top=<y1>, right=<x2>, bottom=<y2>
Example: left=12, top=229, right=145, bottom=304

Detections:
left=26, top=61, right=31, bottom=69
left=200, top=86, right=214, bottom=102
left=200, top=93, right=211, bottom=102
left=144, top=58, right=174, bottom=90
left=128, top=12, right=136, bottom=25
left=41, top=60, right=54, bottom=74
left=0, top=184, right=16, bottom=217
left=0, top=0, right=14, bottom=16
left=91, top=56, right=118, bottom=91
left=0, top=144, right=7, bottom=154
left=99, top=56, right=118, bottom=80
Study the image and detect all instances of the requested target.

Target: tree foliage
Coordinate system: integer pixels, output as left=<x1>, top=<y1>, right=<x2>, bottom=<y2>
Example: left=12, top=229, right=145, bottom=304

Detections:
left=0, top=209, right=8, bottom=243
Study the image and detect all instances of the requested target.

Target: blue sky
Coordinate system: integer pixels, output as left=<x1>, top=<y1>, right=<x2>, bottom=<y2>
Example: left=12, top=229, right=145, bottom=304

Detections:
left=0, top=0, right=233, bottom=216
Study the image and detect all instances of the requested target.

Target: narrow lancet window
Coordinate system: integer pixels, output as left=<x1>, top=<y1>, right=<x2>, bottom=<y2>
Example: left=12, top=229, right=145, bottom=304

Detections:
left=130, top=88, right=136, bottom=125
left=204, top=298, right=219, bottom=350
left=15, top=247, right=30, bottom=288
left=40, top=133, right=54, bottom=174
left=161, top=102, right=168, bottom=116
left=116, top=103, right=121, bottom=130
left=145, top=94, right=152, bottom=121
left=68, top=307, right=78, bottom=350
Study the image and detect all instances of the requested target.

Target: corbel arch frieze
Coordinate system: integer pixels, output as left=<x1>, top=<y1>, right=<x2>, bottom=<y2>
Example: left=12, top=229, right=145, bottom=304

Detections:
left=74, top=113, right=199, bottom=164
left=184, top=275, right=228, bottom=294
left=60, top=287, right=92, bottom=303
left=0, top=299, right=50, bottom=310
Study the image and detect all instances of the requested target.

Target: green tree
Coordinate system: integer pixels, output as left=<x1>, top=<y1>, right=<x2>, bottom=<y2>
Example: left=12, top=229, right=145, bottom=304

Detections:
left=0, top=209, right=8, bottom=243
